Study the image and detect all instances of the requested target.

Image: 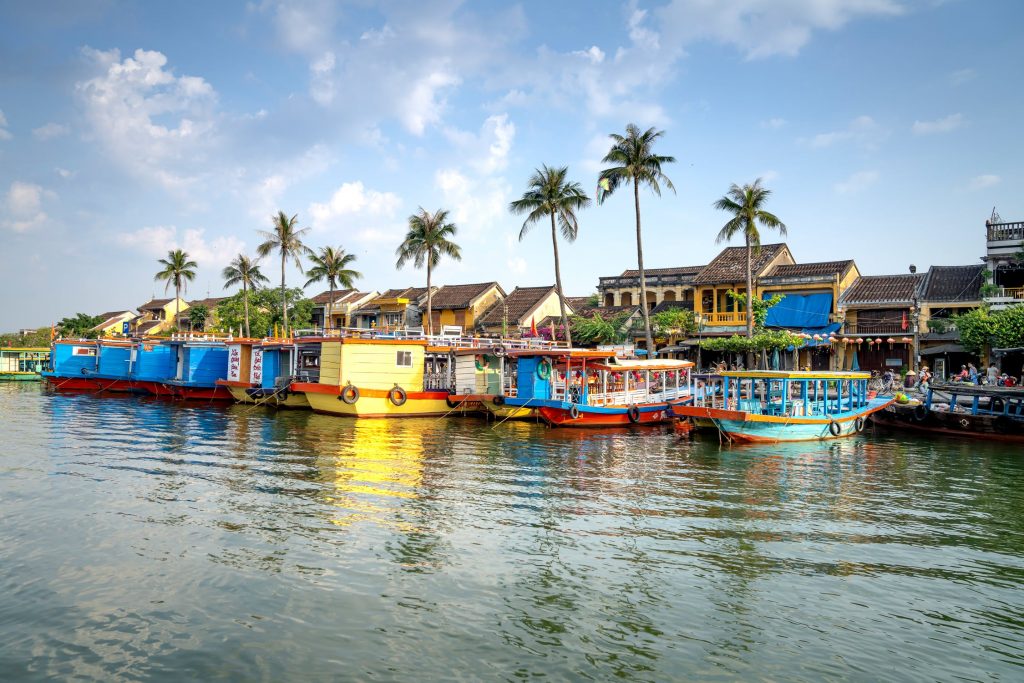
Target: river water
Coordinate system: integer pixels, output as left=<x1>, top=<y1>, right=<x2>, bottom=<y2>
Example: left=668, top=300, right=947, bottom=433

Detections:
left=1, top=382, right=1023, bottom=681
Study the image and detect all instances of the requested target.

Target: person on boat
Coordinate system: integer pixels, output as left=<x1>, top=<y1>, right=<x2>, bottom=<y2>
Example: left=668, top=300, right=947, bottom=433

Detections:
left=918, top=366, right=932, bottom=391
left=968, top=363, right=979, bottom=384
left=956, top=365, right=969, bottom=382
left=987, top=363, right=1000, bottom=385
left=903, top=370, right=916, bottom=389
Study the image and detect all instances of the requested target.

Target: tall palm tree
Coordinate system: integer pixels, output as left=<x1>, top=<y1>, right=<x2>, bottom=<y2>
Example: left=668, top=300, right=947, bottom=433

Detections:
left=597, top=123, right=676, bottom=355
left=154, top=249, right=198, bottom=333
left=395, top=208, right=461, bottom=335
left=304, top=246, right=362, bottom=331
left=713, top=178, right=787, bottom=338
left=256, top=211, right=311, bottom=335
left=509, top=165, right=590, bottom=346
left=222, top=253, right=269, bottom=337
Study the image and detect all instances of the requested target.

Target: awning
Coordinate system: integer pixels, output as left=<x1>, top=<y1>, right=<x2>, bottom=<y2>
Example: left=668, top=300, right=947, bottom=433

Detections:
left=764, top=292, right=833, bottom=329
left=921, top=343, right=966, bottom=355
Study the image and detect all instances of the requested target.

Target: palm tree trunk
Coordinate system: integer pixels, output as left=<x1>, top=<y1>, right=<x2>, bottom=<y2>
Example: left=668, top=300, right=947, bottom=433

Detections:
left=746, top=233, right=754, bottom=369
left=634, top=178, right=655, bottom=354
left=243, top=280, right=250, bottom=337
left=551, top=212, right=571, bottom=346
left=281, top=252, right=288, bottom=335
left=426, top=260, right=433, bottom=336
left=174, top=281, right=180, bottom=335
left=327, top=283, right=335, bottom=332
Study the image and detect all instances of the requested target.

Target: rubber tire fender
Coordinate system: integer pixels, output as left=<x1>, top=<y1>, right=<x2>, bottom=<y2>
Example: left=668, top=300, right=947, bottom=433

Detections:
left=569, top=404, right=581, bottom=420
left=340, top=384, right=360, bottom=404
left=828, top=420, right=842, bottom=437
left=492, top=394, right=506, bottom=406
left=854, top=416, right=865, bottom=433
left=388, top=385, right=408, bottom=406
left=446, top=393, right=459, bottom=409
left=627, top=405, right=641, bottom=424
left=913, top=404, right=928, bottom=422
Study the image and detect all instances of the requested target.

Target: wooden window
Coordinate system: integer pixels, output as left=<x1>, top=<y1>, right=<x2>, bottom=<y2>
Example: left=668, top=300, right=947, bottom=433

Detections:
left=396, top=351, right=413, bottom=367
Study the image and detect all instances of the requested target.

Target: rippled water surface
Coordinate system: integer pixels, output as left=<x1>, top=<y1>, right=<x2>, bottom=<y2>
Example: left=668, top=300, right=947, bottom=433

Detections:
left=2, top=383, right=1024, bottom=681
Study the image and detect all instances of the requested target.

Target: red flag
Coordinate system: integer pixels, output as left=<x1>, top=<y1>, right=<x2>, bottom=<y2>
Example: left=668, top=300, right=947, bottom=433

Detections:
left=901, top=311, right=908, bottom=331
left=530, top=316, right=537, bottom=336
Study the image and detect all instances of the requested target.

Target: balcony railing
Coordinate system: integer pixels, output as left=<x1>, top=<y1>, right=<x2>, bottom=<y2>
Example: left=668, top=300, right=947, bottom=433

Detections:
left=984, top=286, right=1024, bottom=300
left=706, top=312, right=748, bottom=325
left=844, top=323, right=911, bottom=335
left=987, top=221, right=1024, bottom=242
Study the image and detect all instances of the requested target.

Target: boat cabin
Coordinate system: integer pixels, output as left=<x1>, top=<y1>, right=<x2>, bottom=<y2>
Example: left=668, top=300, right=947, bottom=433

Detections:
left=698, top=370, right=873, bottom=417
left=0, top=347, right=49, bottom=379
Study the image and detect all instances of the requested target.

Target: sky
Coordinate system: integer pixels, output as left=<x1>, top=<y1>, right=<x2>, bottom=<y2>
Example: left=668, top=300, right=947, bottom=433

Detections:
left=1, top=0, right=1021, bottom=330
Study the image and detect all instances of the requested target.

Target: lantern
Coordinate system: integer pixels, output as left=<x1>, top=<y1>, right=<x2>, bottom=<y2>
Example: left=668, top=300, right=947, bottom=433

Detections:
left=886, top=337, right=895, bottom=350
left=875, top=338, right=883, bottom=345
left=901, top=337, right=912, bottom=344
left=856, top=338, right=864, bottom=344
left=842, top=337, right=850, bottom=344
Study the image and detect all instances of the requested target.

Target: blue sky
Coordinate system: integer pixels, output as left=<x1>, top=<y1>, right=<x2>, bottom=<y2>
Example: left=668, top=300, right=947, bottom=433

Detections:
left=1, top=0, right=1021, bottom=329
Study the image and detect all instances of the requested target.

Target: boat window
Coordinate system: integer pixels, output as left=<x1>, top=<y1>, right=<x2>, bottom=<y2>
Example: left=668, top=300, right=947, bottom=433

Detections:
left=396, top=351, right=413, bottom=368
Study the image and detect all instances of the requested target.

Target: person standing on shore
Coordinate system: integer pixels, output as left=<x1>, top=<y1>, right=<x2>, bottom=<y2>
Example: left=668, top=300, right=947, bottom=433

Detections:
left=968, top=363, right=978, bottom=384
left=987, top=363, right=999, bottom=385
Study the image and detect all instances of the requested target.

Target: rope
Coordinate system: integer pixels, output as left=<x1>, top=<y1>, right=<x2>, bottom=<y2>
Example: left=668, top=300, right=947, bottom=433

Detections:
left=491, top=396, right=536, bottom=429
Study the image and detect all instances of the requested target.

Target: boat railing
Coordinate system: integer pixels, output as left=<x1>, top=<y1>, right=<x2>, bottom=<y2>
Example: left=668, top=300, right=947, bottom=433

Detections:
left=424, top=372, right=450, bottom=391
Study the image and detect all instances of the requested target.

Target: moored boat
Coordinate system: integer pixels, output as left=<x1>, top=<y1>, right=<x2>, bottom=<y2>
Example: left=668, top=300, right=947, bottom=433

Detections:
left=871, top=383, right=1024, bottom=442
left=160, top=339, right=233, bottom=400
left=216, top=339, right=310, bottom=408
left=0, top=347, right=49, bottom=381
left=672, top=370, right=892, bottom=443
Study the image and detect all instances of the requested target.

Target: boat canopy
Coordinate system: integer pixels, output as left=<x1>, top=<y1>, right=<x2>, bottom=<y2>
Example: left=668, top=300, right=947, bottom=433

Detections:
left=721, top=370, right=870, bottom=380
left=590, top=359, right=694, bottom=372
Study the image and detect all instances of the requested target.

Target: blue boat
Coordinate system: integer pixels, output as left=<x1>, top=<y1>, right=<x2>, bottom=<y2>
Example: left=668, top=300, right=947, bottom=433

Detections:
left=160, top=340, right=232, bottom=400
left=672, top=370, right=893, bottom=443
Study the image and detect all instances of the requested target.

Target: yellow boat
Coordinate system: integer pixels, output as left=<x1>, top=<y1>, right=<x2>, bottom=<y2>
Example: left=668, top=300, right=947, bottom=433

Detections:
left=292, top=338, right=452, bottom=418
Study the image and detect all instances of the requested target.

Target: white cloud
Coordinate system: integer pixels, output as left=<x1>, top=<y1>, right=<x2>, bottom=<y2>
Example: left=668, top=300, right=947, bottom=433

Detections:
left=76, top=47, right=218, bottom=192
left=445, top=114, right=516, bottom=176
left=834, top=170, right=879, bottom=194
left=56, top=168, right=75, bottom=179
left=507, top=256, right=527, bottom=274
left=308, top=181, right=404, bottom=244
left=117, top=225, right=243, bottom=268
left=0, top=109, right=11, bottom=140
left=968, top=174, right=1000, bottom=191
left=949, top=68, right=975, bottom=86
left=761, top=117, right=787, bottom=129
left=434, top=168, right=510, bottom=245
left=805, top=115, right=881, bottom=149
left=32, top=122, right=70, bottom=140
left=2, top=181, right=53, bottom=232
left=309, top=51, right=337, bottom=105
left=657, top=0, right=904, bottom=59
left=242, top=144, right=332, bottom=222
left=402, top=70, right=461, bottom=136
left=911, top=113, right=964, bottom=135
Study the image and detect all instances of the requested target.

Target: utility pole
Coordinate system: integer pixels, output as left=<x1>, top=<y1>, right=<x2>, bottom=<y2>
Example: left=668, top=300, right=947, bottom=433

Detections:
left=910, top=264, right=920, bottom=374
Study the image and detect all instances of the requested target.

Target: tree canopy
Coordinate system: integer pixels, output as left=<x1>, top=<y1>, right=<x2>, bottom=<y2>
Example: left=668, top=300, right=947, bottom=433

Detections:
left=215, top=287, right=312, bottom=336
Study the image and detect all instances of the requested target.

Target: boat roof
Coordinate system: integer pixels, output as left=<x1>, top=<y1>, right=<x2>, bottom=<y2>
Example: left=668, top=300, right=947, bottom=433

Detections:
left=930, top=382, right=1024, bottom=399
left=0, top=347, right=50, bottom=352
left=721, top=370, right=871, bottom=380
left=591, top=359, right=694, bottom=371
left=505, top=348, right=617, bottom=359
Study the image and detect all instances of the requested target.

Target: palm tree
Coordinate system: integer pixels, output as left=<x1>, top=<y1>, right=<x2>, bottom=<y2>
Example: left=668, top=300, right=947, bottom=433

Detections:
left=509, top=165, right=590, bottom=346
left=713, top=178, right=787, bottom=338
left=256, top=211, right=311, bottom=335
left=395, top=208, right=462, bottom=335
left=154, top=249, right=198, bottom=333
left=304, top=246, right=362, bottom=331
left=222, top=253, right=269, bottom=337
left=597, top=123, right=676, bottom=355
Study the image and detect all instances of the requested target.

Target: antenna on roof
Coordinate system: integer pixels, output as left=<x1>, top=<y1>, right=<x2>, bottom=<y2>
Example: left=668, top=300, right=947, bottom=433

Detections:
left=990, top=206, right=1002, bottom=224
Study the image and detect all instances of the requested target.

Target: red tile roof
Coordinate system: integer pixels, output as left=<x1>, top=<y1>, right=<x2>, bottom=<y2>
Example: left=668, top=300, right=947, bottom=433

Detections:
left=620, top=265, right=704, bottom=278
left=839, top=274, right=923, bottom=306
left=309, top=289, right=355, bottom=305
left=429, top=282, right=503, bottom=309
left=690, top=244, right=790, bottom=285
left=765, top=260, right=855, bottom=279
left=476, top=286, right=556, bottom=326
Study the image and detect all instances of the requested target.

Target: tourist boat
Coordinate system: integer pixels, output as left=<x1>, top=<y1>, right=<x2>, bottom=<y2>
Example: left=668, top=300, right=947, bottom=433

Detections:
left=159, top=339, right=233, bottom=400
left=871, top=382, right=1024, bottom=442
left=44, top=339, right=179, bottom=396
left=216, top=339, right=310, bottom=408
left=671, top=370, right=892, bottom=443
left=450, top=348, right=693, bottom=427
left=291, top=337, right=454, bottom=418
left=0, top=347, right=49, bottom=381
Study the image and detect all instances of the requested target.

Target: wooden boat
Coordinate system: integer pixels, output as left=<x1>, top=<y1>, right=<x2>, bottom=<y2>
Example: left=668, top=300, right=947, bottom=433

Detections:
left=159, top=339, right=233, bottom=400
left=0, top=347, right=49, bottom=381
left=291, top=338, right=454, bottom=418
left=451, top=348, right=693, bottom=427
left=671, top=370, right=892, bottom=443
left=215, top=340, right=310, bottom=408
left=871, top=383, right=1024, bottom=442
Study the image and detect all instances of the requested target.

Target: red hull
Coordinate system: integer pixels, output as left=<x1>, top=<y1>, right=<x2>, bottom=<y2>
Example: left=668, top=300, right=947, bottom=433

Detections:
left=168, top=385, right=234, bottom=401
left=46, top=376, right=100, bottom=391
left=538, top=405, right=673, bottom=428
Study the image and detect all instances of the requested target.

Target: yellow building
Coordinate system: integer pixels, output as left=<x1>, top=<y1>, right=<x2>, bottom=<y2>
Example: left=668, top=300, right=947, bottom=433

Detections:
left=351, top=287, right=432, bottom=330
left=690, top=243, right=796, bottom=332
left=133, top=298, right=189, bottom=336
left=474, top=285, right=570, bottom=337
left=90, top=310, right=136, bottom=337
left=310, top=289, right=379, bottom=330
left=427, top=282, right=505, bottom=333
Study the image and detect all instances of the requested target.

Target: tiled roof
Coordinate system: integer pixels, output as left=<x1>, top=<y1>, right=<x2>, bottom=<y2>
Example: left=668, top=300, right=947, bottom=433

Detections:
left=921, top=265, right=984, bottom=302
left=650, top=300, right=694, bottom=315
left=136, top=319, right=163, bottom=334
left=477, top=286, right=556, bottom=326
left=620, top=265, right=704, bottom=278
left=839, top=274, right=924, bottom=306
left=354, top=287, right=427, bottom=314
left=187, top=297, right=227, bottom=309
left=565, top=297, right=597, bottom=316
left=138, top=298, right=173, bottom=311
left=690, top=244, right=790, bottom=285
left=765, top=260, right=855, bottom=279
left=310, top=288, right=355, bottom=305
left=95, top=310, right=132, bottom=322
left=429, top=282, right=502, bottom=309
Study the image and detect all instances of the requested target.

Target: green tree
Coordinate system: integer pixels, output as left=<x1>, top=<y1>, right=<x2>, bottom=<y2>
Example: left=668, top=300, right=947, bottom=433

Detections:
left=215, top=287, right=312, bottom=337
left=0, top=327, right=52, bottom=347
left=222, top=253, right=269, bottom=337
left=257, top=211, right=311, bottom=335
left=395, top=208, right=462, bottom=335
left=993, top=305, right=1024, bottom=349
left=726, top=290, right=783, bottom=332
left=56, top=313, right=103, bottom=339
left=713, top=179, right=787, bottom=338
left=571, top=312, right=631, bottom=346
left=509, top=165, right=590, bottom=346
left=304, top=246, right=362, bottom=331
left=153, top=249, right=198, bottom=332
left=598, top=123, right=676, bottom=354
left=953, top=308, right=995, bottom=355
left=188, top=305, right=209, bottom=332
left=651, top=308, right=698, bottom=340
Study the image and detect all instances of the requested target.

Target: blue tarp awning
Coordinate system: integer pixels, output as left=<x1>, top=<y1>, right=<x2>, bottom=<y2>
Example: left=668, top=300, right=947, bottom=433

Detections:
left=764, top=292, right=833, bottom=329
